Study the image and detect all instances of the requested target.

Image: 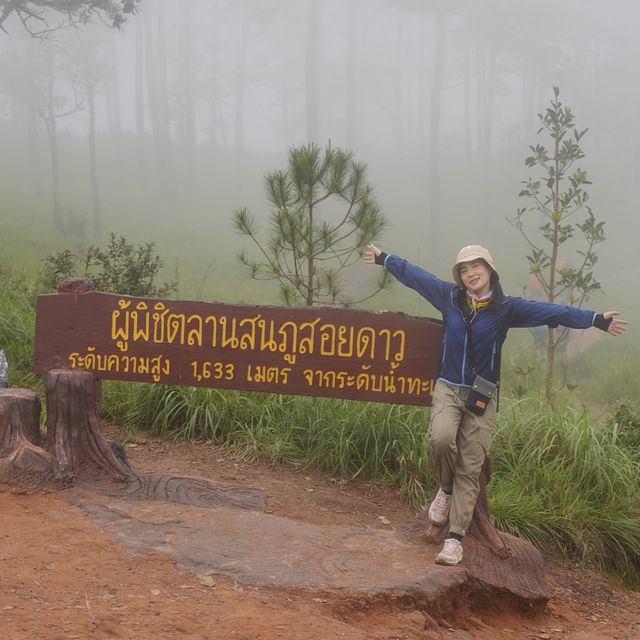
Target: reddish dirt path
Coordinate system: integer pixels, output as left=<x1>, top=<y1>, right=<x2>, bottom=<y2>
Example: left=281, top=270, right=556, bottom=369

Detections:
left=1, top=425, right=639, bottom=640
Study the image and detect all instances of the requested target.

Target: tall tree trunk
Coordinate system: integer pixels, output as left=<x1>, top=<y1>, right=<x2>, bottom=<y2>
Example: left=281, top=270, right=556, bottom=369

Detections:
left=144, top=0, right=175, bottom=197
left=25, top=40, right=43, bottom=196
left=42, top=52, right=63, bottom=232
left=104, top=34, right=122, bottom=158
left=181, top=0, right=196, bottom=187
left=477, top=41, right=496, bottom=230
left=305, top=0, right=319, bottom=143
left=234, top=18, right=248, bottom=153
left=44, top=116, right=62, bottom=233
left=87, top=82, right=101, bottom=237
left=207, top=10, right=221, bottom=149
left=392, top=10, right=404, bottom=155
left=428, top=6, right=446, bottom=261
left=345, top=0, right=359, bottom=150
left=135, top=11, right=147, bottom=185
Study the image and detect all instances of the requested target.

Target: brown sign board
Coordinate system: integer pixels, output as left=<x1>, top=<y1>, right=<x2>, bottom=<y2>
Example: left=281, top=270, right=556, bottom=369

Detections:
left=34, top=291, right=443, bottom=406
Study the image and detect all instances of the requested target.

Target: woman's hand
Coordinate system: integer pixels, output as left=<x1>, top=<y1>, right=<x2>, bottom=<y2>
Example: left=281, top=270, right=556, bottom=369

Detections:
left=364, top=243, right=381, bottom=265
left=603, top=311, right=627, bottom=336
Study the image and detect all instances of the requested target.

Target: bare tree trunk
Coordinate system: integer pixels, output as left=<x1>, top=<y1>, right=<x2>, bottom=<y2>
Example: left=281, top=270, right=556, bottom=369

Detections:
left=345, top=0, right=359, bottom=150
left=135, top=12, right=147, bottom=185
left=144, top=0, right=175, bottom=197
left=45, top=115, right=63, bottom=233
left=234, top=18, right=248, bottom=153
left=85, top=76, right=101, bottom=236
left=305, top=0, right=319, bottom=143
left=25, top=40, right=43, bottom=196
left=428, top=6, right=446, bottom=261
left=181, top=0, right=197, bottom=187
left=207, top=13, right=222, bottom=149
left=477, top=42, right=496, bottom=230
left=105, top=34, right=122, bottom=158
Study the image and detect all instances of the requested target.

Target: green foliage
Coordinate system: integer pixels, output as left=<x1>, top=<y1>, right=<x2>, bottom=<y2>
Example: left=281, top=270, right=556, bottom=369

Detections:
left=509, top=87, right=606, bottom=403
left=233, top=142, right=392, bottom=307
left=40, top=232, right=177, bottom=297
left=490, top=395, right=640, bottom=585
left=0, top=261, right=38, bottom=387
left=609, top=400, right=640, bottom=449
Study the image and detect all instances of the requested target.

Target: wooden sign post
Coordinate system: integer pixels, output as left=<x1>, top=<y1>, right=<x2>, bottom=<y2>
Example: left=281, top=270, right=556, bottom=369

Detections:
left=34, top=288, right=443, bottom=406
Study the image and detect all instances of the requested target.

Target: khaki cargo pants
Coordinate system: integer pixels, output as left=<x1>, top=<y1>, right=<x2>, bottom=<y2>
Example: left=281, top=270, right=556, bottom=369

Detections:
left=429, top=379, right=497, bottom=538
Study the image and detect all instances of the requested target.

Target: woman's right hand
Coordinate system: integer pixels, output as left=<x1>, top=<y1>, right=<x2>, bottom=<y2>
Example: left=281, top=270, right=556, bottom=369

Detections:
left=364, top=243, right=381, bottom=264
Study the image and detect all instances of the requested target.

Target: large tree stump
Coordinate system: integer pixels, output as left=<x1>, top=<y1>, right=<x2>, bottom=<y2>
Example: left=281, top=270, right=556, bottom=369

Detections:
left=400, top=457, right=550, bottom=605
left=45, top=369, right=127, bottom=483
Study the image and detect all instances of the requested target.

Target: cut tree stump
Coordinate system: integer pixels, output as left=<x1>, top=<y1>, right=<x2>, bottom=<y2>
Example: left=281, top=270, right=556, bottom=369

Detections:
left=45, top=369, right=127, bottom=483
left=0, top=388, right=66, bottom=493
left=0, top=371, right=265, bottom=510
left=399, top=456, right=550, bottom=605
left=0, top=388, right=41, bottom=455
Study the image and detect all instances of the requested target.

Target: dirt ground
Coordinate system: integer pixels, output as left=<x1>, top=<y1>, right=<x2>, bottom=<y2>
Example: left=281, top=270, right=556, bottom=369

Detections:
left=1, top=424, right=639, bottom=640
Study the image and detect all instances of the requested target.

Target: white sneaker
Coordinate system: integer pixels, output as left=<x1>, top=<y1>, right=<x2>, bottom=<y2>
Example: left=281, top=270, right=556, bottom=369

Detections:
left=436, top=538, right=463, bottom=566
left=428, top=488, right=451, bottom=525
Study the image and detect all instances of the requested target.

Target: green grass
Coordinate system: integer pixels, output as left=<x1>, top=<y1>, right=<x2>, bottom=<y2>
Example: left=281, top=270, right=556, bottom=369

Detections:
left=490, top=395, right=640, bottom=584
left=0, top=263, right=39, bottom=388
left=102, top=381, right=433, bottom=506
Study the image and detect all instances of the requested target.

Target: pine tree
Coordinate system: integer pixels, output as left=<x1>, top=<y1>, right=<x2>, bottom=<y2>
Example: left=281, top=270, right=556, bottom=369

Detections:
left=233, top=142, right=391, bottom=307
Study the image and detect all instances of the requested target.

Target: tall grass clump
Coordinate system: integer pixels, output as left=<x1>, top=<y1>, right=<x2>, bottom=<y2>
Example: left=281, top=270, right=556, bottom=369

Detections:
left=489, top=394, right=640, bottom=586
left=103, top=382, right=433, bottom=505
left=0, top=262, right=38, bottom=388
left=567, top=341, right=640, bottom=411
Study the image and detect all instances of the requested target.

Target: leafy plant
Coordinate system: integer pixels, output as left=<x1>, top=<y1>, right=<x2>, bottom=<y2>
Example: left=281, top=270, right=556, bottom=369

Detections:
left=609, top=400, right=640, bottom=449
left=233, top=142, right=392, bottom=307
left=40, top=232, right=177, bottom=297
left=509, top=87, right=605, bottom=405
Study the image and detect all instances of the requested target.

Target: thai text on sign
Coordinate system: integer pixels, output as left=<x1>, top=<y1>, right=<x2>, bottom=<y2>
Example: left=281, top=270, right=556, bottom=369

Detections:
left=34, top=291, right=443, bottom=406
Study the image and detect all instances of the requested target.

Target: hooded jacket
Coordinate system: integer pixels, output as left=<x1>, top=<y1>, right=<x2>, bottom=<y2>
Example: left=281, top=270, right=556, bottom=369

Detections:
left=384, top=254, right=596, bottom=387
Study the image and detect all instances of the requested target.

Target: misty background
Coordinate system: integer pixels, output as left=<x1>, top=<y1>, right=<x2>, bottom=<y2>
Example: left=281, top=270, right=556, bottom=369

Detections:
left=1, top=0, right=638, bottom=338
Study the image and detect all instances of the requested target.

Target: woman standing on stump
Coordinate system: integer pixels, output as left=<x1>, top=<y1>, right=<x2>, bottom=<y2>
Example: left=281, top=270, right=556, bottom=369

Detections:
left=364, top=244, right=626, bottom=566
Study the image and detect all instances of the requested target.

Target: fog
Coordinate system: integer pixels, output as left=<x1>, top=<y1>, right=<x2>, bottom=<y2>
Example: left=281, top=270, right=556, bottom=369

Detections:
left=0, top=0, right=638, bottom=322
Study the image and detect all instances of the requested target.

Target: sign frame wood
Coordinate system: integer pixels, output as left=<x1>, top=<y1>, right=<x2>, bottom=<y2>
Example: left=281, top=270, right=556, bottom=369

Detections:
left=34, top=289, right=443, bottom=406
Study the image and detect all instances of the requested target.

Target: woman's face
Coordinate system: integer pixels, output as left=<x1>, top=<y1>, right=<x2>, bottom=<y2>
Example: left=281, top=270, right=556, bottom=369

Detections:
left=458, top=259, right=492, bottom=296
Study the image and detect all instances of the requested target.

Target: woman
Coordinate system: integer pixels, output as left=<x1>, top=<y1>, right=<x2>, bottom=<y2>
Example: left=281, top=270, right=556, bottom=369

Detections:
left=364, top=243, right=626, bottom=566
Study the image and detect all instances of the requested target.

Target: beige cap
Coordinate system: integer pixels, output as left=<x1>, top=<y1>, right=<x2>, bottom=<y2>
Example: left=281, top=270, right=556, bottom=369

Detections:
left=452, top=245, right=498, bottom=287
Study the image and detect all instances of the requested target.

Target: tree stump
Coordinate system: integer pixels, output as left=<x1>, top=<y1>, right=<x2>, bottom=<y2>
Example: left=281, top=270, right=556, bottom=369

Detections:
left=45, top=369, right=127, bottom=483
left=400, top=456, right=550, bottom=605
left=0, top=388, right=66, bottom=493
left=0, top=388, right=41, bottom=455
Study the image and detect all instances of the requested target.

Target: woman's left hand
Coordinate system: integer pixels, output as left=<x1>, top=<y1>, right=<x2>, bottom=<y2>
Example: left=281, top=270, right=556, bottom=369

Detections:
left=603, top=311, right=627, bottom=336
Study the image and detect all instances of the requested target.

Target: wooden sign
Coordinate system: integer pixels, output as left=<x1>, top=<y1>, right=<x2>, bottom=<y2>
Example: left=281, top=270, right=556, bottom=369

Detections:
left=34, top=291, right=443, bottom=406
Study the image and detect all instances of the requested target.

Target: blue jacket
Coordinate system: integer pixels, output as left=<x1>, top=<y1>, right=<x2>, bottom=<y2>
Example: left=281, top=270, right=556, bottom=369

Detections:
left=384, top=255, right=596, bottom=387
